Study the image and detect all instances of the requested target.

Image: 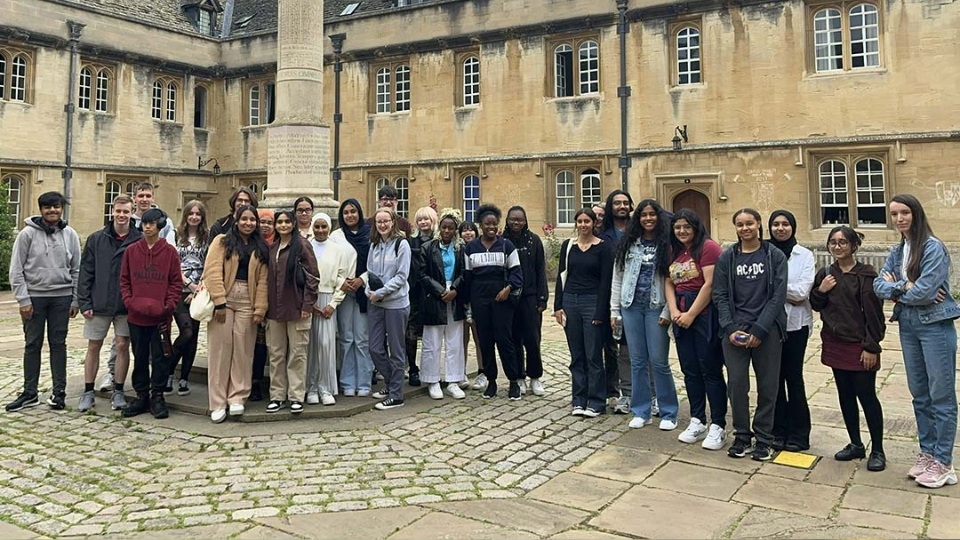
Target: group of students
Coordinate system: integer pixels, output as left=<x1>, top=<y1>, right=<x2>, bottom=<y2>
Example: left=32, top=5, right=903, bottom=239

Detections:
left=553, top=190, right=958, bottom=489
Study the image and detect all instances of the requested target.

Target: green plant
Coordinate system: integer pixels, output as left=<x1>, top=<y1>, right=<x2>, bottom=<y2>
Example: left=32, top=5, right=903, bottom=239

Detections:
left=541, top=223, right=561, bottom=277
left=0, top=187, right=16, bottom=291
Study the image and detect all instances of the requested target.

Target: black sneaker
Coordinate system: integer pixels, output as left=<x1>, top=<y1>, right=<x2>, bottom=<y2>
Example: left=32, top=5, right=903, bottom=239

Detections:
left=784, top=439, right=810, bottom=453
left=727, top=438, right=752, bottom=459
left=771, top=436, right=786, bottom=451
left=408, top=372, right=421, bottom=387
left=265, top=400, right=286, bottom=413
left=508, top=381, right=522, bottom=401
left=122, top=394, right=150, bottom=418
left=150, top=394, right=169, bottom=419
left=46, top=393, right=66, bottom=410
left=834, top=443, right=866, bottom=461
left=867, top=450, right=886, bottom=472
left=5, top=392, right=40, bottom=412
left=249, top=383, right=263, bottom=402
left=290, top=401, right=304, bottom=414
left=751, top=442, right=774, bottom=462
left=164, top=376, right=174, bottom=394
left=482, top=380, right=498, bottom=399
left=375, top=398, right=404, bottom=410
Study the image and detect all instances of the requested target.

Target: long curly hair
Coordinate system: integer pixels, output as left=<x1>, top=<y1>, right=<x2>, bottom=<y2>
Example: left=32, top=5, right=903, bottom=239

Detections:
left=615, top=199, right=671, bottom=275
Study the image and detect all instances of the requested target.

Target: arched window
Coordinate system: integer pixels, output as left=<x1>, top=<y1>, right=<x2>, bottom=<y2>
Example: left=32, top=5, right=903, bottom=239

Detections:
left=394, top=176, right=409, bottom=218
left=854, top=158, right=885, bottom=225
left=0, top=54, right=5, bottom=99
left=194, top=85, right=208, bottom=128
left=554, top=44, right=573, bottom=97
left=578, top=40, right=599, bottom=94
left=104, top=180, right=122, bottom=225
left=462, top=55, right=480, bottom=106
left=96, top=69, right=109, bottom=112
left=849, top=4, right=880, bottom=68
left=2, top=173, right=24, bottom=225
left=462, top=174, right=481, bottom=223
left=78, top=67, right=92, bottom=110
left=375, top=68, right=391, bottom=114
left=814, top=8, right=844, bottom=72
left=819, top=159, right=848, bottom=224
left=555, top=170, right=575, bottom=225
left=0, top=48, right=33, bottom=103
left=394, top=65, right=410, bottom=112
left=151, top=81, right=163, bottom=119
left=166, top=82, right=178, bottom=121
left=555, top=166, right=603, bottom=225
left=676, top=27, right=701, bottom=84
left=79, top=65, right=111, bottom=112
left=249, top=84, right=260, bottom=125
left=580, top=168, right=602, bottom=209
left=151, top=77, right=180, bottom=122
left=10, top=55, right=26, bottom=102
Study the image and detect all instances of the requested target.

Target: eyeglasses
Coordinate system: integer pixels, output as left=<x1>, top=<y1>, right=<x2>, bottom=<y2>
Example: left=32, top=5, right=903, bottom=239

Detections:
left=296, top=208, right=313, bottom=214
left=378, top=197, right=397, bottom=203
left=828, top=240, right=850, bottom=247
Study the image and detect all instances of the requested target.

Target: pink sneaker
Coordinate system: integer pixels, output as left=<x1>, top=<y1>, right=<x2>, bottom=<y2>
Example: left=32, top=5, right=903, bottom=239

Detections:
left=915, top=460, right=958, bottom=489
left=908, top=452, right=934, bottom=479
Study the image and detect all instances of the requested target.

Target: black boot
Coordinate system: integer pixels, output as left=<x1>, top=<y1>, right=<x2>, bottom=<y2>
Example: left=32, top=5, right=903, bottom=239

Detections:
left=834, top=443, right=866, bottom=461
left=249, top=381, right=263, bottom=402
left=122, top=393, right=150, bottom=418
left=150, top=394, right=169, bottom=419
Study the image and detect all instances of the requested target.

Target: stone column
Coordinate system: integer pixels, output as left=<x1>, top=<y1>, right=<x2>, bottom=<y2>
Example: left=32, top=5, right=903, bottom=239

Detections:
left=263, top=0, right=337, bottom=216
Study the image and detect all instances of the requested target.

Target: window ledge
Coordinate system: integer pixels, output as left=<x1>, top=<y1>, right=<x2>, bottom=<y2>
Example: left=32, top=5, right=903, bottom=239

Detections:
left=0, top=100, right=32, bottom=107
left=670, top=82, right=707, bottom=92
left=804, top=67, right=888, bottom=80
left=153, top=120, right=183, bottom=126
left=455, top=104, right=481, bottom=112
left=545, top=94, right=602, bottom=103
left=241, top=125, right=269, bottom=132
left=79, top=110, right=115, bottom=118
left=367, top=111, right=412, bottom=118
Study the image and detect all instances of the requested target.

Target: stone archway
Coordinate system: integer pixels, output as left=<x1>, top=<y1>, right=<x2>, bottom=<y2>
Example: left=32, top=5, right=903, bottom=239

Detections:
left=672, top=189, right=711, bottom=236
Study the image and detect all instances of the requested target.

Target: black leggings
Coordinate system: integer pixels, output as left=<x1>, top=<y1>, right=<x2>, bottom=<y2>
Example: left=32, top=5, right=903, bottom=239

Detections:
left=170, top=311, right=200, bottom=381
left=833, top=368, right=884, bottom=452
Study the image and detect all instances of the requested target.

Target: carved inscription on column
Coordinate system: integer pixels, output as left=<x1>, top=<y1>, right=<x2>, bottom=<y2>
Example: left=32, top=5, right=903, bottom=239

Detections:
left=269, top=125, right=329, bottom=177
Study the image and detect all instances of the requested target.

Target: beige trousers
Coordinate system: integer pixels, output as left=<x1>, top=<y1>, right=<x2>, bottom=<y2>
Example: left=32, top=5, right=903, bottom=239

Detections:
left=266, top=317, right=311, bottom=403
left=206, top=281, right=256, bottom=412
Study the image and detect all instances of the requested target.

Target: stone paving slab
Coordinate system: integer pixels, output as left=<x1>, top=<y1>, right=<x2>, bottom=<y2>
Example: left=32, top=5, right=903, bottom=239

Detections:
left=527, top=471, right=630, bottom=512
left=928, top=496, right=960, bottom=539
left=0, top=520, right=40, bottom=539
left=424, top=499, right=590, bottom=537
left=571, top=445, right=670, bottom=483
left=590, top=485, right=746, bottom=539
left=643, top=460, right=749, bottom=501
left=733, top=475, right=844, bottom=518
left=729, top=507, right=906, bottom=539
left=389, top=511, right=539, bottom=540
left=547, top=530, right=633, bottom=540
left=835, top=508, right=924, bottom=535
left=256, top=507, right=429, bottom=539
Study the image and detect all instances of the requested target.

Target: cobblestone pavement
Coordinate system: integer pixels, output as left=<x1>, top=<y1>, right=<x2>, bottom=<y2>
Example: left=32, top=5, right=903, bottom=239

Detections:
left=0, top=292, right=959, bottom=539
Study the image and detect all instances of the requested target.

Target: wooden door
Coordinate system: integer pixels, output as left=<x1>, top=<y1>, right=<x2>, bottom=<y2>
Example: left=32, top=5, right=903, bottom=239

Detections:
left=672, top=189, right=711, bottom=236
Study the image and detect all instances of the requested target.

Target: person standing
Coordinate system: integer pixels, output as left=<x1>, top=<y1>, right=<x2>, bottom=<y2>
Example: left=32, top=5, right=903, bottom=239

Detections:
left=119, top=209, right=182, bottom=419
left=294, top=197, right=315, bottom=240
left=556, top=208, right=612, bottom=417
left=598, top=190, right=635, bottom=414
left=504, top=206, right=549, bottom=397
left=459, top=221, right=484, bottom=389
left=420, top=213, right=468, bottom=400
left=875, top=194, right=960, bottom=488
left=265, top=211, right=319, bottom=414
left=76, top=195, right=143, bottom=412
left=168, top=200, right=209, bottom=397
left=665, top=209, right=728, bottom=450
left=811, top=226, right=887, bottom=471
left=768, top=210, right=815, bottom=452
left=330, top=199, right=375, bottom=397
left=713, top=208, right=787, bottom=461
left=367, top=185, right=413, bottom=236
left=6, top=192, right=81, bottom=412
left=210, top=187, right=257, bottom=238
left=131, top=183, right=175, bottom=243
left=306, top=213, right=346, bottom=406
left=462, top=204, right=524, bottom=400
left=203, top=206, right=269, bottom=423
left=367, top=207, right=412, bottom=410
left=250, top=209, right=276, bottom=402
left=405, top=206, right=438, bottom=387
left=611, top=199, right=679, bottom=430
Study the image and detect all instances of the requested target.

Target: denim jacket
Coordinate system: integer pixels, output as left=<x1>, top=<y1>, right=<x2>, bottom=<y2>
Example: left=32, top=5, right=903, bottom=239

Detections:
left=610, top=240, right=670, bottom=320
left=873, top=237, right=960, bottom=324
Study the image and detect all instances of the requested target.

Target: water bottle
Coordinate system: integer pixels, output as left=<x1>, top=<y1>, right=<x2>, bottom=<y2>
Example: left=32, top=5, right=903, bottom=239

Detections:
left=612, top=316, right=623, bottom=341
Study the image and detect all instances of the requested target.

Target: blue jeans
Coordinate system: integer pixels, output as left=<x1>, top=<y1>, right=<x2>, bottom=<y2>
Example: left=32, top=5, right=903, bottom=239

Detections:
left=898, top=307, right=958, bottom=466
left=563, top=293, right=606, bottom=411
left=621, top=304, right=678, bottom=420
left=338, top=294, right=373, bottom=393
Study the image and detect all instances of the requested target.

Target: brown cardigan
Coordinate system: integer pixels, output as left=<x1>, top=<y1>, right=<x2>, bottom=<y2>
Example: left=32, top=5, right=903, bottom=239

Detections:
left=203, top=234, right=269, bottom=318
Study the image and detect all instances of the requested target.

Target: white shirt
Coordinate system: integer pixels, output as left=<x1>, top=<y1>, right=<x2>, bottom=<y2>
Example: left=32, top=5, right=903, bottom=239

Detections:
left=784, top=244, right=815, bottom=331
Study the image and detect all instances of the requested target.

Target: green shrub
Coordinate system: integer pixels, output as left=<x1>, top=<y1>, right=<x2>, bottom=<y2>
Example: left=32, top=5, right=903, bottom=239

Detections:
left=0, top=188, right=17, bottom=291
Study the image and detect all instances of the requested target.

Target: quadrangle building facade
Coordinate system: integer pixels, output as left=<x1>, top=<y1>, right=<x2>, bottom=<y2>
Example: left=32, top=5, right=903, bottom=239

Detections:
left=1, top=0, right=959, bottom=280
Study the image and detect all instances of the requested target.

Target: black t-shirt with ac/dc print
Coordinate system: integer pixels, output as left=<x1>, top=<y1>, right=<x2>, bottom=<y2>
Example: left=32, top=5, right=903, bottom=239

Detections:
left=733, top=249, right=767, bottom=326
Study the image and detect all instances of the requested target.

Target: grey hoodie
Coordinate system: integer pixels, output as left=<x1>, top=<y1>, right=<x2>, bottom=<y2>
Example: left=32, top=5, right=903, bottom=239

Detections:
left=10, top=217, right=82, bottom=308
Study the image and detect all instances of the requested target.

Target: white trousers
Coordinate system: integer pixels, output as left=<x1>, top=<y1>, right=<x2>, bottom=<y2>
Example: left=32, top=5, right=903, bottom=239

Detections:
left=421, top=300, right=466, bottom=384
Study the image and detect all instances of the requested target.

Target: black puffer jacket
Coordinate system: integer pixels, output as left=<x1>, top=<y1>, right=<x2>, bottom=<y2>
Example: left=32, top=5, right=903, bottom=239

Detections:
left=418, top=238, right=466, bottom=325
left=77, top=223, right=144, bottom=316
left=504, top=217, right=549, bottom=308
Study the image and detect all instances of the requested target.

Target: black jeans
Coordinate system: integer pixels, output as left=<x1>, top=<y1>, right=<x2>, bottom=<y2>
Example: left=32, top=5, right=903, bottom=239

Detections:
left=773, top=327, right=812, bottom=446
left=472, top=295, right=520, bottom=383
left=600, top=325, right=622, bottom=398
left=513, top=295, right=544, bottom=380
left=563, top=293, right=606, bottom=412
left=171, top=307, right=200, bottom=381
left=22, top=295, right=72, bottom=396
left=128, top=322, right=168, bottom=396
left=405, top=317, right=422, bottom=376
left=253, top=323, right=267, bottom=382
left=674, top=322, right=727, bottom=427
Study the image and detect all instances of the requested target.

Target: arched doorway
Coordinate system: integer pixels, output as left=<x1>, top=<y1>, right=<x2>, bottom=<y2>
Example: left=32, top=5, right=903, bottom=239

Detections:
left=672, top=189, right=711, bottom=236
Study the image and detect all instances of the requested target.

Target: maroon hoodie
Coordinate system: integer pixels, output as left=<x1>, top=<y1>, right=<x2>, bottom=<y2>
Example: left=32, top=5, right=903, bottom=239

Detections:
left=120, top=238, right=182, bottom=326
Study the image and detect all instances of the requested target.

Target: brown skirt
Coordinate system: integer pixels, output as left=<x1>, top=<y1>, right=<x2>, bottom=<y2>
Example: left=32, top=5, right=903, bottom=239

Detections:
left=820, top=329, right=879, bottom=372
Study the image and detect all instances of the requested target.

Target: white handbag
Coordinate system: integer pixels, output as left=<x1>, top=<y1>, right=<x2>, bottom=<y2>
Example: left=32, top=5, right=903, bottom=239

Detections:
left=189, top=281, right=215, bottom=322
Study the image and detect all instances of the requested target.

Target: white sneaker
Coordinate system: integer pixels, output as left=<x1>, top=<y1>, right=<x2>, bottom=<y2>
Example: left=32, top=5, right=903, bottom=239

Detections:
left=372, top=391, right=388, bottom=400
left=98, top=373, right=114, bottom=393
left=678, top=418, right=708, bottom=443
left=471, top=374, right=488, bottom=390
left=228, top=403, right=244, bottom=416
left=321, top=392, right=336, bottom=406
left=659, top=419, right=677, bottom=431
left=356, top=389, right=371, bottom=397
left=306, top=392, right=320, bottom=405
left=446, top=383, right=466, bottom=399
left=702, top=424, right=727, bottom=450
left=629, top=417, right=652, bottom=429
left=458, top=380, right=471, bottom=389
left=211, top=409, right=227, bottom=423
left=428, top=383, right=443, bottom=400
left=530, top=379, right=545, bottom=396
left=517, top=379, right=526, bottom=395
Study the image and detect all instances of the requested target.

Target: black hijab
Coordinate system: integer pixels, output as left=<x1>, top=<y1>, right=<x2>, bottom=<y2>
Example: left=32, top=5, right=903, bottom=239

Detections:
left=768, top=209, right=798, bottom=259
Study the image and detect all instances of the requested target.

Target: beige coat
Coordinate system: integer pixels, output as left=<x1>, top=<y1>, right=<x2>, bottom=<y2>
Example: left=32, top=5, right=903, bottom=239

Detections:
left=311, top=238, right=347, bottom=309
left=203, top=234, right=269, bottom=318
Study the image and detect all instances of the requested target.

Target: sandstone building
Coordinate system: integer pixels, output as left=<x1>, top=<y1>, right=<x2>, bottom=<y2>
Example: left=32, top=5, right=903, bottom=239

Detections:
left=1, top=0, right=958, bottom=272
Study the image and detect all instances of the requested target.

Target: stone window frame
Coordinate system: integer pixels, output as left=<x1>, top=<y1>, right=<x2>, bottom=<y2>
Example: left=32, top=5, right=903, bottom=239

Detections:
left=1, top=170, right=27, bottom=225
left=244, top=78, right=276, bottom=127
left=807, top=0, right=883, bottom=75
left=547, top=34, right=602, bottom=98
left=668, top=17, right=704, bottom=87
left=457, top=50, right=481, bottom=108
left=0, top=45, right=35, bottom=103
left=548, top=162, right=604, bottom=226
left=459, top=172, right=481, bottom=224
left=371, top=172, right=411, bottom=218
left=151, top=75, right=183, bottom=123
left=369, top=60, right=412, bottom=115
left=808, top=147, right=892, bottom=229
left=246, top=178, right=268, bottom=200
left=103, top=177, right=141, bottom=225
left=78, top=62, right=116, bottom=114
left=193, top=82, right=210, bottom=129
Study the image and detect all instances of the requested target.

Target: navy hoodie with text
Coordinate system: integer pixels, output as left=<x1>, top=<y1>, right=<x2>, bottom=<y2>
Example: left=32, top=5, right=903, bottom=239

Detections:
left=120, top=238, right=182, bottom=327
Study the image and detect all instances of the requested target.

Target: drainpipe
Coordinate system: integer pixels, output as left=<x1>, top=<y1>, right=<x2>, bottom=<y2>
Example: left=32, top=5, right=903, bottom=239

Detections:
left=616, top=0, right=631, bottom=193
left=62, top=20, right=84, bottom=220
left=330, top=33, right=346, bottom=201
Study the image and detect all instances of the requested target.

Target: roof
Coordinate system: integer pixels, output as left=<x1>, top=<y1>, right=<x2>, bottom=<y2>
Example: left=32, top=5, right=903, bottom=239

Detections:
left=229, top=0, right=406, bottom=38
left=57, top=0, right=201, bottom=34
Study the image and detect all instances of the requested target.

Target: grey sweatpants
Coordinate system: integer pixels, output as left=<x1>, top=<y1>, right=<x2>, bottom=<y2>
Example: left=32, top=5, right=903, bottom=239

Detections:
left=721, top=335, right=782, bottom=446
left=369, top=304, right=410, bottom=401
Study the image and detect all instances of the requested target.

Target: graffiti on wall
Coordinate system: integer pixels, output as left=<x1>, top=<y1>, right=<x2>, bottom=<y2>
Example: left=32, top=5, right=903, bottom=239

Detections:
left=936, top=181, right=960, bottom=208
left=731, top=169, right=792, bottom=211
